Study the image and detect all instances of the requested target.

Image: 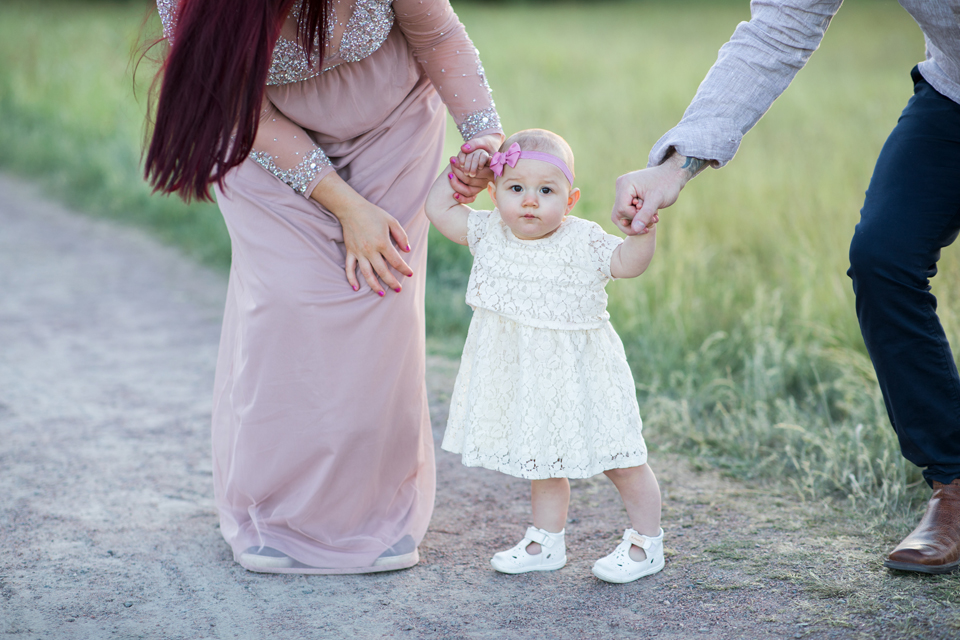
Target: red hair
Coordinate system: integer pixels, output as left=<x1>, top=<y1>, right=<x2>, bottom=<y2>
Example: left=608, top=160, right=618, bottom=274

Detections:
left=145, top=0, right=328, bottom=201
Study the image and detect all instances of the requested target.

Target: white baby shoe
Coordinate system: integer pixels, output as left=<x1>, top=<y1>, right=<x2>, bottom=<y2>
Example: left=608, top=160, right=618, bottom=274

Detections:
left=491, top=526, right=566, bottom=574
left=592, top=528, right=665, bottom=583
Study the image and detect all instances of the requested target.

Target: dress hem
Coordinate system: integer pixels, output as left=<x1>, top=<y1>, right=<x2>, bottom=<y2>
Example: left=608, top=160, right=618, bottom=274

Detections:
left=444, top=449, right=649, bottom=480
left=238, top=553, right=420, bottom=575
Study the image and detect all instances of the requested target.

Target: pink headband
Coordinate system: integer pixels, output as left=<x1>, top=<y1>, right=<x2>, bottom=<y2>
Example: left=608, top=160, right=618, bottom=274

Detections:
left=490, top=143, right=574, bottom=185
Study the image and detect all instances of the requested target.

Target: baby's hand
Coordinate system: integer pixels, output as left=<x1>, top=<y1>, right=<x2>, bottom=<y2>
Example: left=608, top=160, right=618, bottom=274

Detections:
left=457, top=147, right=490, bottom=179
left=630, top=197, right=659, bottom=230
left=449, top=134, right=501, bottom=203
left=449, top=147, right=490, bottom=204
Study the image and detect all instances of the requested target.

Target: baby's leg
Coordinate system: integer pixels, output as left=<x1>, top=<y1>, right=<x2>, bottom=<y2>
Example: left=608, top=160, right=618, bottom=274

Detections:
left=527, top=477, right=570, bottom=554
left=604, top=464, right=661, bottom=561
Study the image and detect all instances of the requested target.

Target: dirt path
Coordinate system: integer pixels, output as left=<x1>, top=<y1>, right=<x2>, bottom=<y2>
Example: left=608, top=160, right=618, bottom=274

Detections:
left=1, top=174, right=956, bottom=640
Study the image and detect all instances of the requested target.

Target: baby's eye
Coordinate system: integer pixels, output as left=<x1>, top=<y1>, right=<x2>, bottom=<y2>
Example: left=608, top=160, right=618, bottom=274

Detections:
left=510, top=185, right=522, bottom=193
left=540, top=187, right=552, bottom=194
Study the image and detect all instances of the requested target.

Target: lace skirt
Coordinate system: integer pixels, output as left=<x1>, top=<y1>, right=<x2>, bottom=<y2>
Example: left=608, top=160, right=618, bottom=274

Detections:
left=442, top=308, right=647, bottom=480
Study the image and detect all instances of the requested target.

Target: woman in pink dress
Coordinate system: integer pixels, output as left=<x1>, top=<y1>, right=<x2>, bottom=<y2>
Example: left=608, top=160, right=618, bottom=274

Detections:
left=145, top=0, right=502, bottom=573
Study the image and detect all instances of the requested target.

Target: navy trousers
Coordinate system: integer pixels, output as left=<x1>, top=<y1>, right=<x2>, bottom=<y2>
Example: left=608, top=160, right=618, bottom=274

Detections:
left=848, top=67, right=960, bottom=486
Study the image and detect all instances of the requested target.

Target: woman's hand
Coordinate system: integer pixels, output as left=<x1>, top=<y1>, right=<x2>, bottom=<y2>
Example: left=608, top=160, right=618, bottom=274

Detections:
left=339, top=200, right=412, bottom=295
left=310, top=173, right=413, bottom=296
left=449, top=132, right=504, bottom=203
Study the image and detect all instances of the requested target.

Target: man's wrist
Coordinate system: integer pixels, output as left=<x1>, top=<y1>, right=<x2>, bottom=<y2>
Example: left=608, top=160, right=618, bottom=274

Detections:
left=662, top=150, right=708, bottom=185
left=679, top=155, right=708, bottom=179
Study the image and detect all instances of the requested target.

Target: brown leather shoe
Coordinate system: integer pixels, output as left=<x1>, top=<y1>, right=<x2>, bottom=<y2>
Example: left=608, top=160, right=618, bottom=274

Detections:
left=885, top=479, right=960, bottom=574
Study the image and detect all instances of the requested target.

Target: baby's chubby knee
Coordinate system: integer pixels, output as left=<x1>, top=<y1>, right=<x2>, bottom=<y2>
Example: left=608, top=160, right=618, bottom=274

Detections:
left=603, top=465, right=645, bottom=482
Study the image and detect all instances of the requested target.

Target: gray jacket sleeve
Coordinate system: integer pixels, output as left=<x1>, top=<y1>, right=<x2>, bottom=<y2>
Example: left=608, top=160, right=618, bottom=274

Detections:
left=649, top=0, right=844, bottom=168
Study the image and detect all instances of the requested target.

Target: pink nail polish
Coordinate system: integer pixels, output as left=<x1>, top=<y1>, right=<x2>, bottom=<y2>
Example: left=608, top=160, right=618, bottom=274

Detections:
left=464, top=144, right=471, bottom=151
left=394, top=287, right=401, bottom=293
left=454, top=193, right=460, bottom=199
left=406, top=273, right=412, bottom=277
left=450, top=157, right=457, bottom=164
left=352, top=285, right=358, bottom=291
left=378, top=291, right=385, bottom=297
left=448, top=173, right=454, bottom=179
left=405, top=245, right=411, bottom=251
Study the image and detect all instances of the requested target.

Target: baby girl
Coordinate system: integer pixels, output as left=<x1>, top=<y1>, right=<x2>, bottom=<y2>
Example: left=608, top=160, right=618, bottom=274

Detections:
left=426, top=129, right=664, bottom=583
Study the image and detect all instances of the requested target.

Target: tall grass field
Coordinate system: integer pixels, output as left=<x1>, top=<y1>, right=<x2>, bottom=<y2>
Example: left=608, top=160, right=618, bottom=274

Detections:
left=0, top=0, right=946, bottom=519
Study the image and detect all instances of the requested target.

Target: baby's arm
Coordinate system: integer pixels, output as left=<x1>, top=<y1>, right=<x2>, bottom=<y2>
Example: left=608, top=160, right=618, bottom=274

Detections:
left=425, top=169, right=473, bottom=246
left=610, top=225, right=657, bottom=279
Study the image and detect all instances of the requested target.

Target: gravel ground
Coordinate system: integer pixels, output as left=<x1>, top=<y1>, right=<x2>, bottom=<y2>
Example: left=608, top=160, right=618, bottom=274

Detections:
left=1, top=174, right=954, bottom=640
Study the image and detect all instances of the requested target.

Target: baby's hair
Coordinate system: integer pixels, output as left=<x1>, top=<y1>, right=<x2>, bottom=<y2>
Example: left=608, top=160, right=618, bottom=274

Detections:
left=499, top=129, right=575, bottom=182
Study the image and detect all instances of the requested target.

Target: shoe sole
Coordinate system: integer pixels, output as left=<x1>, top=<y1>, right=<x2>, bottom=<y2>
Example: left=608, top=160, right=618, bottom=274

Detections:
left=240, top=549, right=420, bottom=574
left=240, top=553, right=295, bottom=571
left=883, top=558, right=960, bottom=575
left=592, top=557, right=665, bottom=583
left=490, top=557, right=566, bottom=574
left=372, top=549, right=420, bottom=569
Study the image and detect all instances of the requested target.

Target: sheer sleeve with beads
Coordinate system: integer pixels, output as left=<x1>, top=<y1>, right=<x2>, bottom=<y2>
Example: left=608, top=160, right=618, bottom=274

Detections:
left=156, top=0, right=333, bottom=198
left=394, top=0, right=501, bottom=141
left=156, top=0, right=501, bottom=196
left=249, top=98, right=334, bottom=197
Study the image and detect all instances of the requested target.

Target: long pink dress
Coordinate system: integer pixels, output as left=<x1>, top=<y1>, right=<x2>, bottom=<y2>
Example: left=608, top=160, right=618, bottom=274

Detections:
left=157, top=0, right=501, bottom=573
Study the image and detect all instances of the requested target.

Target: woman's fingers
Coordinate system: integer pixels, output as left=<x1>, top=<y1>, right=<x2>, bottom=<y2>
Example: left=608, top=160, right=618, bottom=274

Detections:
left=385, top=221, right=414, bottom=279
left=356, top=256, right=384, bottom=296
left=345, top=252, right=360, bottom=291
left=351, top=247, right=409, bottom=296
left=449, top=163, right=489, bottom=194
left=388, top=219, right=411, bottom=256
left=448, top=172, right=475, bottom=199
left=335, top=197, right=417, bottom=296
left=369, top=252, right=403, bottom=293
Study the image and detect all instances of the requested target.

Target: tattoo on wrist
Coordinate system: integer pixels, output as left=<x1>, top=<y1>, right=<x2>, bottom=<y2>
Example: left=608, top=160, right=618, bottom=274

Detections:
left=680, top=156, right=708, bottom=178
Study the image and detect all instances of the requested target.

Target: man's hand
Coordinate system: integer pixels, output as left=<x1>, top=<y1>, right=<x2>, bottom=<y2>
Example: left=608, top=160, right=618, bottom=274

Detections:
left=612, top=153, right=709, bottom=235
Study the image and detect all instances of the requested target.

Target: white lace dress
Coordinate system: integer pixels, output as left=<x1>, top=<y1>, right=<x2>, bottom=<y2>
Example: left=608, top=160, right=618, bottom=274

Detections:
left=441, top=210, right=648, bottom=480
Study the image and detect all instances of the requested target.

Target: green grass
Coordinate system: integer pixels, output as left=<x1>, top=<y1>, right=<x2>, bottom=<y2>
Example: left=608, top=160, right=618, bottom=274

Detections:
left=0, top=0, right=943, bottom=517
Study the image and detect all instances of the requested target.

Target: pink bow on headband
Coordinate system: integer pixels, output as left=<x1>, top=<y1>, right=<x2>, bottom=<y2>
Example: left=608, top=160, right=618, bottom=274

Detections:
left=490, top=143, right=522, bottom=178
left=489, top=142, right=575, bottom=185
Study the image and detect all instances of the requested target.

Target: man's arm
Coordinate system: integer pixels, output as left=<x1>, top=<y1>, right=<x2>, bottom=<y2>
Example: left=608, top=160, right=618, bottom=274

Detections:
left=614, top=0, right=843, bottom=233
left=612, top=151, right=710, bottom=235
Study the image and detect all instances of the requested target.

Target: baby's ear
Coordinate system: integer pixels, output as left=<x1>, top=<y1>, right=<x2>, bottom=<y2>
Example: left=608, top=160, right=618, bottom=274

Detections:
left=487, top=182, right=498, bottom=205
left=567, top=187, right=581, bottom=212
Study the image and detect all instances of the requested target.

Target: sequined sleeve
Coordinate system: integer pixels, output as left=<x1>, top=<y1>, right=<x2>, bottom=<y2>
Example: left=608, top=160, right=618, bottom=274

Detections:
left=156, top=0, right=178, bottom=41
left=252, top=98, right=334, bottom=197
left=394, top=0, right=502, bottom=142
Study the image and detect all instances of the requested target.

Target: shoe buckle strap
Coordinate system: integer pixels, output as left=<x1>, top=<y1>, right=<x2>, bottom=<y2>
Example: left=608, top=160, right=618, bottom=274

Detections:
left=627, top=532, right=653, bottom=550
left=524, top=527, right=554, bottom=548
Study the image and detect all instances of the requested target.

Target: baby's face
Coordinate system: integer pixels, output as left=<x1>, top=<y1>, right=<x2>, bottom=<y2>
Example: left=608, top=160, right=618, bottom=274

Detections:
left=489, top=159, right=579, bottom=240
